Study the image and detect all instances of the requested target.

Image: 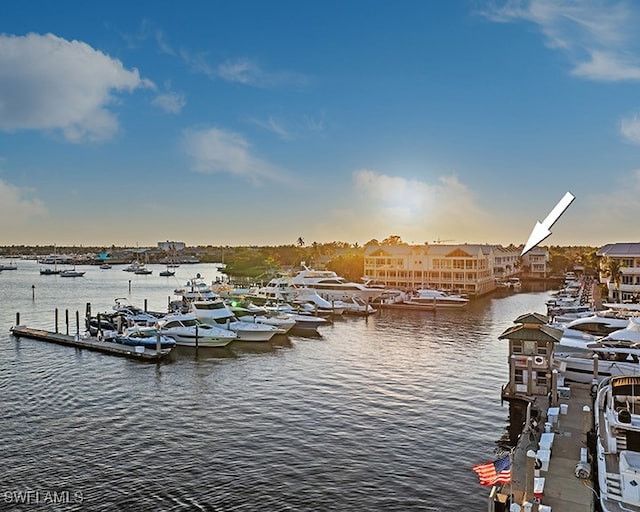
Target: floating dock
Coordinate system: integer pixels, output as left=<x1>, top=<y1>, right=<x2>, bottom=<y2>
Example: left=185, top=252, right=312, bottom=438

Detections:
left=505, top=382, right=595, bottom=511
left=10, top=326, right=171, bottom=361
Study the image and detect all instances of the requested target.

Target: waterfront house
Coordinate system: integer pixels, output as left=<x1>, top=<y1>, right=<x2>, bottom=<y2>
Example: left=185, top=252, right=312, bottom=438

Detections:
left=597, top=242, right=640, bottom=303
left=521, top=248, right=550, bottom=280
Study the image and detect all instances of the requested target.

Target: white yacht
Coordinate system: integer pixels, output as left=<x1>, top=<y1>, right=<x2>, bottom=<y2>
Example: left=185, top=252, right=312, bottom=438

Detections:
left=189, top=299, right=278, bottom=342
left=394, top=288, right=469, bottom=310
left=289, top=265, right=384, bottom=302
left=156, top=312, right=236, bottom=347
left=595, top=375, right=640, bottom=512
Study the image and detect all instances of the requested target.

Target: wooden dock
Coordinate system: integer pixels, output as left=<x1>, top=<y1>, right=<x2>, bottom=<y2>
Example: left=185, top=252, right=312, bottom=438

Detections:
left=506, top=382, right=595, bottom=511
left=10, top=326, right=172, bottom=361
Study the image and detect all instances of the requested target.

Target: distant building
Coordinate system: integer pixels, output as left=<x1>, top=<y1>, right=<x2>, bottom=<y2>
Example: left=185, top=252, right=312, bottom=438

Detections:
left=596, top=242, right=640, bottom=302
left=521, top=248, right=550, bottom=279
left=493, top=245, right=521, bottom=280
left=158, top=241, right=185, bottom=252
left=363, top=243, right=500, bottom=297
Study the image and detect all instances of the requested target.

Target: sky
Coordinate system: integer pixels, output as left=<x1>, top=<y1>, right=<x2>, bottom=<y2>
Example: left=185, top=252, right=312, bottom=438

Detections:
left=1, top=0, right=640, bottom=249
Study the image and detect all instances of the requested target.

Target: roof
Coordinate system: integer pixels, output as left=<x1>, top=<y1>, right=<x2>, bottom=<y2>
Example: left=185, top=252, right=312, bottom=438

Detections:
left=513, top=312, right=549, bottom=325
left=498, top=324, right=563, bottom=342
left=597, top=243, right=640, bottom=257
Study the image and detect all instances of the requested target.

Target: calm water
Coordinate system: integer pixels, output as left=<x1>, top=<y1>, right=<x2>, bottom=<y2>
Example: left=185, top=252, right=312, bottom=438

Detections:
left=0, top=259, right=554, bottom=511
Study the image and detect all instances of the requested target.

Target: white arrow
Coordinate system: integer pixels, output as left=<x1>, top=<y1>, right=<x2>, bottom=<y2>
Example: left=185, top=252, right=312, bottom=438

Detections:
left=521, top=192, right=575, bottom=256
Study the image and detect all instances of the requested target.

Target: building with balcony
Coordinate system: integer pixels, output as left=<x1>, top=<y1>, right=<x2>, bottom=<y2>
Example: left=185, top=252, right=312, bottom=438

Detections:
left=363, top=243, right=499, bottom=297
left=521, top=248, right=550, bottom=279
left=596, top=242, right=640, bottom=302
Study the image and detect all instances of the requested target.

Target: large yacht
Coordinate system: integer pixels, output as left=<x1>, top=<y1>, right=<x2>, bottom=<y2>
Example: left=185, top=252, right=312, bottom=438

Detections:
left=289, top=265, right=384, bottom=302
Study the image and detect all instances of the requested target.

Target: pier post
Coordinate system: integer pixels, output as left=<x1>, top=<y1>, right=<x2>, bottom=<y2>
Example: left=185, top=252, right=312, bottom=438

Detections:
left=55, top=308, right=59, bottom=333
left=16, top=312, right=20, bottom=326
left=65, top=309, right=69, bottom=335
left=550, top=369, right=558, bottom=407
left=75, top=311, right=80, bottom=341
left=583, top=405, right=593, bottom=436
left=592, top=354, right=599, bottom=382
left=97, top=313, right=102, bottom=340
left=527, top=357, right=533, bottom=395
left=195, top=324, right=199, bottom=348
left=32, top=284, right=35, bottom=300
left=525, top=449, right=536, bottom=503
left=128, top=280, right=131, bottom=293
left=85, top=303, right=92, bottom=324
left=156, top=331, right=161, bottom=353
left=144, top=299, right=148, bottom=312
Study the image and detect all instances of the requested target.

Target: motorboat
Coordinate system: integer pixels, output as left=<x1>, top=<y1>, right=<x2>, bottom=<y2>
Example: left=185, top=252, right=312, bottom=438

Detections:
left=232, top=304, right=297, bottom=334
left=245, top=277, right=297, bottom=305
left=174, top=274, right=219, bottom=301
left=291, top=289, right=345, bottom=316
left=393, top=288, right=469, bottom=310
left=594, top=375, right=640, bottom=511
left=189, top=299, right=279, bottom=341
left=156, top=313, right=236, bottom=347
left=59, top=267, right=85, bottom=277
left=554, top=317, right=640, bottom=383
left=0, top=260, right=18, bottom=270
left=338, top=296, right=377, bottom=315
left=112, top=298, right=160, bottom=326
left=134, top=266, right=152, bottom=275
left=40, top=267, right=60, bottom=275
left=112, top=326, right=176, bottom=350
left=289, top=264, right=384, bottom=302
left=262, top=302, right=329, bottom=333
left=100, top=263, right=112, bottom=269
left=159, top=267, right=175, bottom=277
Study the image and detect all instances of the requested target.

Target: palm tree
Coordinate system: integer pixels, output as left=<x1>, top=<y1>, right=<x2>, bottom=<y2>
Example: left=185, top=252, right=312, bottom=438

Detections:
left=603, top=258, right=625, bottom=303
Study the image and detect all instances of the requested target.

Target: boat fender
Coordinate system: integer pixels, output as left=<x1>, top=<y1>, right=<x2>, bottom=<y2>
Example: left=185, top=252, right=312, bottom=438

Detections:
left=574, top=461, right=591, bottom=479
left=534, top=355, right=545, bottom=366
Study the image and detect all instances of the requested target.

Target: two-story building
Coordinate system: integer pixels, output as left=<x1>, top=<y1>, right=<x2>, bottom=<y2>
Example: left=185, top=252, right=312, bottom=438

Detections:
left=596, top=242, right=640, bottom=302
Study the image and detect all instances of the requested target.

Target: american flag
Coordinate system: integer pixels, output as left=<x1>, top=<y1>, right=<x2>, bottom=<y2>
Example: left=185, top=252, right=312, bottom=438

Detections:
left=472, top=455, right=511, bottom=486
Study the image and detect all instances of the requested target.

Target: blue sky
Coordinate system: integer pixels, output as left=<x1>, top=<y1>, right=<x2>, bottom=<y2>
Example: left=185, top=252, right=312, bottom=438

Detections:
left=2, top=0, right=640, bottom=248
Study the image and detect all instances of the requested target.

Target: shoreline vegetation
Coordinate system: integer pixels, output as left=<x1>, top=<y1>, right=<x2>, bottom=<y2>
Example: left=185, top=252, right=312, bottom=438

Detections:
left=0, top=240, right=601, bottom=283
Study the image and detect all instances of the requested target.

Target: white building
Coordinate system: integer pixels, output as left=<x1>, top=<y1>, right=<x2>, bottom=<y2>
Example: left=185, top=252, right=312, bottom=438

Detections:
left=363, top=243, right=499, bottom=297
left=596, top=243, right=640, bottom=302
left=157, top=241, right=185, bottom=252
left=521, top=248, right=550, bottom=279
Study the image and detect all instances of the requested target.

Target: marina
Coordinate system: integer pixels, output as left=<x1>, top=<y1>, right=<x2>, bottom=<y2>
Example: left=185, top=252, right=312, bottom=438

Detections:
left=2, top=257, right=628, bottom=511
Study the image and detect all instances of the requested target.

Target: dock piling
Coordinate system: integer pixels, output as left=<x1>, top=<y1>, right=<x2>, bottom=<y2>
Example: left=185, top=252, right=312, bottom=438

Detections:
left=55, top=308, right=59, bottom=333
left=75, top=311, right=80, bottom=341
left=65, top=309, right=69, bottom=335
left=32, top=284, right=35, bottom=300
left=16, top=312, right=20, bottom=326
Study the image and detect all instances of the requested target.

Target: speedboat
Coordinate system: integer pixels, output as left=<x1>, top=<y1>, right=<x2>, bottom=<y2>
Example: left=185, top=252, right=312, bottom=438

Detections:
left=595, top=375, right=640, bottom=511
left=112, top=326, right=176, bottom=349
left=156, top=312, right=236, bottom=347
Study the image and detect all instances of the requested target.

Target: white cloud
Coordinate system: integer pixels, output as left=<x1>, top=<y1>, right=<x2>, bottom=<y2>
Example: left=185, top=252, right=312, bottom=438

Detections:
left=0, top=33, right=153, bottom=142
left=251, top=117, right=291, bottom=140
left=0, top=178, right=47, bottom=227
left=482, top=0, right=640, bottom=82
left=182, top=127, right=287, bottom=184
left=352, top=170, right=494, bottom=243
left=152, top=91, right=186, bottom=114
left=620, top=115, right=640, bottom=144
left=217, top=58, right=308, bottom=87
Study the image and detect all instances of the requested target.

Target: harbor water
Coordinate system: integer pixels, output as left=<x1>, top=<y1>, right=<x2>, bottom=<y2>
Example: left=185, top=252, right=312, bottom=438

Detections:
left=0, top=260, right=554, bottom=511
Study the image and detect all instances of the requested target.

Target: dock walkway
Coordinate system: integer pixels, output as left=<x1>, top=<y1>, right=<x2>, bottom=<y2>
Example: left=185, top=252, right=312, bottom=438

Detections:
left=510, top=383, right=595, bottom=511
left=10, top=326, right=171, bottom=361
